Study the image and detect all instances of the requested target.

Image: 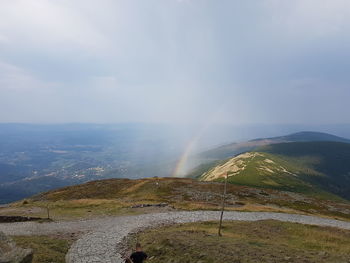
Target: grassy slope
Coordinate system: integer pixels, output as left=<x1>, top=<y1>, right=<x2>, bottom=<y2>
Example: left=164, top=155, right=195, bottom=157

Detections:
left=231, top=153, right=337, bottom=200
left=12, top=236, right=72, bottom=263
left=200, top=142, right=350, bottom=200
left=199, top=131, right=350, bottom=160
left=259, top=142, right=350, bottom=199
left=128, top=220, right=350, bottom=263
left=190, top=132, right=350, bottom=185
left=186, top=160, right=224, bottom=179
left=1, top=177, right=349, bottom=221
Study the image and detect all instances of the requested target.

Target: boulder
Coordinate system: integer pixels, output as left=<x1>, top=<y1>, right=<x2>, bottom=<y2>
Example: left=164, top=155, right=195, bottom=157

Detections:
left=0, top=232, right=33, bottom=263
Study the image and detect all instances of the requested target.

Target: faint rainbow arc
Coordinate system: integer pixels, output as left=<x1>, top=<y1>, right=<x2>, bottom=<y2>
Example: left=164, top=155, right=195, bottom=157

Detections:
left=172, top=106, right=227, bottom=177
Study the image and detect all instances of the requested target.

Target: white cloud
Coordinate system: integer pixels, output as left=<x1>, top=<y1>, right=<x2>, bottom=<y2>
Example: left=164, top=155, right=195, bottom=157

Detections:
left=0, top=62, right=56, bottom=91
left=264, top=0, right=350, bottom=39
left=0, top=0, right=109, bottom=54
left=0, top=0, right=349, bottom=124
left=0, top=34, right=9, bottom=44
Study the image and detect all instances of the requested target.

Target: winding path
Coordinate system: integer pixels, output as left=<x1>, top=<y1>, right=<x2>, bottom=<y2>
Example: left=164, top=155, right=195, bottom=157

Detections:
left=1, top=211, right=350, bottom=263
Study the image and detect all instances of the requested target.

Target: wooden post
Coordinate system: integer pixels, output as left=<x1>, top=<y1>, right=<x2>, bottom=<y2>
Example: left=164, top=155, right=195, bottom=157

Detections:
left=47, top=205, right=50, bottom=220
left=218, top=173, right=228, bottom=237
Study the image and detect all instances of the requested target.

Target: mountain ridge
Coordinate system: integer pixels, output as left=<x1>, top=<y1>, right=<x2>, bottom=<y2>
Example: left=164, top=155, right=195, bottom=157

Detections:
left=199, top=131, right=350, bottom=161
left=199, top=141, right=350, bottom=200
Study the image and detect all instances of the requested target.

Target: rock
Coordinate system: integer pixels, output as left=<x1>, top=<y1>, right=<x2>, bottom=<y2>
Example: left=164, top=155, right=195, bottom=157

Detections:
left=0, top=216, right=42, bottom=223
left=130, top=203, right=169, bottom=208
left=318, top=251, right=328, bottom=257
left=0, top=231, right=33, bottom=263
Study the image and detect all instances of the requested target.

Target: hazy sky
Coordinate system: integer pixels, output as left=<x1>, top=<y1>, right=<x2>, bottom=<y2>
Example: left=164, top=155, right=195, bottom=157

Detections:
left=0, top=0, right=349, bottom=124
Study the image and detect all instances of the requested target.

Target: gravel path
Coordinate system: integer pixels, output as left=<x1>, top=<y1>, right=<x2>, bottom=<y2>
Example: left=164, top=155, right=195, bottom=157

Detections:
left=1, top=211, right=350, bottom=263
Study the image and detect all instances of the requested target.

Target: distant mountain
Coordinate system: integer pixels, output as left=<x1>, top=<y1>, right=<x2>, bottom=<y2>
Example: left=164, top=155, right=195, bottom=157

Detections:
left=200, top=141, right=350, bottom=200
left=198, top=131, right=350, bottom=161
left=257, top=131, right=350, bottom=143
left=188, top=131, right=350, bottom=178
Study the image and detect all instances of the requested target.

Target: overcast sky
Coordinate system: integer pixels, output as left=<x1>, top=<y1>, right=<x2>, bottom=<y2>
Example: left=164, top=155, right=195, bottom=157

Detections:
left=0, top=0, right=349, bottom=125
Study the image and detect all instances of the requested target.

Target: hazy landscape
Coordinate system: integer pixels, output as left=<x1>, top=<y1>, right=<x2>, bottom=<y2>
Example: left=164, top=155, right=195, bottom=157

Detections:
left=0, top=123, right=193, bottom=203
left=2, top=124, right=350, bottom=204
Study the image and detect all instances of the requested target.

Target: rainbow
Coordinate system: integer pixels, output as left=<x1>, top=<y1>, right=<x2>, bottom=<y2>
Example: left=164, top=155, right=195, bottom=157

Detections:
left=172, top=135, right=200, bottom=177
left=172, top=107, right=227, bottom=177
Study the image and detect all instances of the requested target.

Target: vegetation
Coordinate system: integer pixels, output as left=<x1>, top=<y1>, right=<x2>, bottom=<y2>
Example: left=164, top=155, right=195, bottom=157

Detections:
left=259, top=141, right=350, bottom=199
left=200, top=141, right=350, bottom=200
left=1, top=177, right=350, bottom=221
left=12, top=235, right=72, bottom=263
left=198, top=131, right=350, bottom=161
left=128, top=220, right=350, bottom=263
left=186, top=160, right=223, bottom=179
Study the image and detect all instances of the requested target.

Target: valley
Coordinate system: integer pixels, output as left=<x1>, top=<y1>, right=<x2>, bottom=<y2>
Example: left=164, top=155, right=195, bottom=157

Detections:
left=0, top=123, right=190, bottom=203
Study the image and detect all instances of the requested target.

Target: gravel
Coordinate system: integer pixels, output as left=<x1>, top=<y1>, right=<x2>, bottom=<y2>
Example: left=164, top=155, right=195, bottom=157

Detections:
left=1, top=211, right=350, bottom=263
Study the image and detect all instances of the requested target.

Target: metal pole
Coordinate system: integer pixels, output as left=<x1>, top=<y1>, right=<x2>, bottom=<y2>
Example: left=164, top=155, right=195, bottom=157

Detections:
left=218, top=173, right=228, bottom=236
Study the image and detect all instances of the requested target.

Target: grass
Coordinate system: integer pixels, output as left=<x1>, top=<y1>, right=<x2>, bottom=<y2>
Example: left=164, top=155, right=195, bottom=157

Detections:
left=0, top=177, right=349, bottom=221
left=5, top=199, right=157, bottom=220
left=210, top=152, right=340, bottom=201
left=128, top=220, right=350, bottom=263
left=200, top=142, right=350, bottom=201
left=12, top=235, right=72, bottom=263
left=200, top=149, right=346, bottom=202
left=259, top=142, right=350, bottom=200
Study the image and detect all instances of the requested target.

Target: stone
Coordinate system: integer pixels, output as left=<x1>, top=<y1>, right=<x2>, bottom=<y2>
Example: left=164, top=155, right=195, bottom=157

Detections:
left=0, top=231, right=33, bottom=263
left=318, top=251, right=328, bottom=257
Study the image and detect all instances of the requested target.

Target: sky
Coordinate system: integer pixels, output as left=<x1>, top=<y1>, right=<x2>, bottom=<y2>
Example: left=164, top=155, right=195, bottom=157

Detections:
left=0, top=0, right=349, bottom=125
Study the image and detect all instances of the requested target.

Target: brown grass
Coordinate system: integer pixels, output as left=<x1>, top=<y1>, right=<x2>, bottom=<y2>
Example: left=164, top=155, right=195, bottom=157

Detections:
left=127, top=220, right=350, bottom=263
left=12, top=235, right=72, bottom=263
left=2, top=177, right=349, bottom=221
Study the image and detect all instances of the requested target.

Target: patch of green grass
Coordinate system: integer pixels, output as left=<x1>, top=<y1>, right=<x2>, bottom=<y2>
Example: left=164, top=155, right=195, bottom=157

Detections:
left=129, top=220, right=350, bottom=263
left=12, top=236, right=71, bottom=263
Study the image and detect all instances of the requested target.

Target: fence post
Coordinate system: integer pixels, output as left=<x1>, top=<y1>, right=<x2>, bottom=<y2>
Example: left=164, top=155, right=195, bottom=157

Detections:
left=218, top=173, right=228, bottom=236
left=47, top=205, right=50, bottom=220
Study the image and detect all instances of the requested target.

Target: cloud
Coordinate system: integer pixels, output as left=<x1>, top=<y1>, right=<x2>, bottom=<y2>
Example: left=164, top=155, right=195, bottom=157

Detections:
left=264, top=0, right=350, bottom=38
left=0, top=0, right=349, bottom=125
left=0, top=0, right=108, bottom=52
left=0, top=62, right=57, bottom=91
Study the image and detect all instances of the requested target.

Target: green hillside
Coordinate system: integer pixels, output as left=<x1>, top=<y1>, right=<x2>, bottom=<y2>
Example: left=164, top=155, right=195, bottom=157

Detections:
left=200, top=141, right=350, bottom=200
left=199, top=131, right=350, bottom=160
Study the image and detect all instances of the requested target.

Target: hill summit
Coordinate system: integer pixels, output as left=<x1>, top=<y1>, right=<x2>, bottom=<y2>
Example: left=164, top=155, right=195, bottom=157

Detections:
left=200, top=131, right=350, bottom=160
left=200, top=141, right=350, bottom=200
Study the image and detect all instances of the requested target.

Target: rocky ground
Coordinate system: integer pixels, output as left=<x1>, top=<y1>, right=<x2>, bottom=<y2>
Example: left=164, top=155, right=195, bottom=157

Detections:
left=1, top=211, right=350, bottom=263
